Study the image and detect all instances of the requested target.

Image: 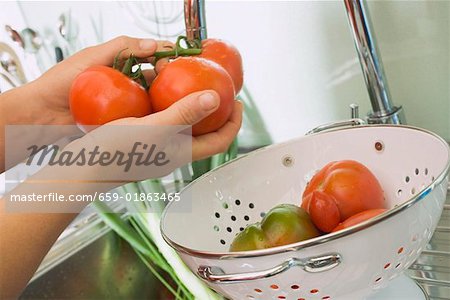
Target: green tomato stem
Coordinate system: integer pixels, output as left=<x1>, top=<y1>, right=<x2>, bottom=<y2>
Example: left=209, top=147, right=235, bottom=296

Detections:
left=153, top=35, right=202, bottom=62
left=153, top=48, right=202, bottom=61
left=121, top=55, right=135, bottom=76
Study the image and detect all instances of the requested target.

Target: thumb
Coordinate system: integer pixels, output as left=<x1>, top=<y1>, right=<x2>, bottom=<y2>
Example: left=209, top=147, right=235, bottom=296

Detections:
left=150, top=90, right=220, bottom=126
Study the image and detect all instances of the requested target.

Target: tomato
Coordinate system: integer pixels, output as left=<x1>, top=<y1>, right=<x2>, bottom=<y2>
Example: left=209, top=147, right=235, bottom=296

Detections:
left=230, top=204, right=320, bottom=251
left=149, top=57, right=235, bottom=136
left=229, top=224, right=268, bottom=252
left=332, top=209, right=387, bottom=232
left=199, top=39, right=244, bottom=93
left=70, top=65, right=151, bottom=132
left=302, top=160, right=386, bottom=232
left=304, top=191, right=340, bottom=232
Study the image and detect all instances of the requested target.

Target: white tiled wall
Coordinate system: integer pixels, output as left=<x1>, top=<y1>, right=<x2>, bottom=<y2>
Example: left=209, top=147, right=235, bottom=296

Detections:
left=1, top=1, right=449, bottom=142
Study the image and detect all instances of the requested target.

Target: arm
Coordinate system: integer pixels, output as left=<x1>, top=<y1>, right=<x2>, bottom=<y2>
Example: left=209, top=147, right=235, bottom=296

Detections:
left=0, top=36, right=242, bottom=298
left=0, top=83, right=73, bottom=172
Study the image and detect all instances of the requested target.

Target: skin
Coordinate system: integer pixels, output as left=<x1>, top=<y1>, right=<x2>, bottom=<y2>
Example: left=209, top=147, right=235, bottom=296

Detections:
left=0, top=36, right=243, bottom=298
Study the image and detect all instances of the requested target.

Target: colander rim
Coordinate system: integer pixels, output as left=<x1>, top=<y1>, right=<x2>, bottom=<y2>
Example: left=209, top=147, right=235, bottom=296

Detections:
left=161, top=124, right=450, bottom=259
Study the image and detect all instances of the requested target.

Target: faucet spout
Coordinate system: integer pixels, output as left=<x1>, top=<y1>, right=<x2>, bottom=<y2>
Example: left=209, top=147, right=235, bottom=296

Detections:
left=184, top=0, right=207, bottom=42
left=344, top=0, right=405, bottom=124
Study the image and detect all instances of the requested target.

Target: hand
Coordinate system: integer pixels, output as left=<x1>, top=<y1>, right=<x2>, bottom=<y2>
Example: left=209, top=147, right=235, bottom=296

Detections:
left=106, top=90, right=243, bottom=162
left=29, top=36, right=172, bottom=125
left=29, top=35, right=242, bottom=162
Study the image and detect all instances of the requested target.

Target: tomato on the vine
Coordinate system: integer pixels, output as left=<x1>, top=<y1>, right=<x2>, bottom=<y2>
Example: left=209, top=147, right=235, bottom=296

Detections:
left=199, top=39, right=243, bottom=93
left=69, top=65, right=151, bottom=132
left=302, top=160, right=386, bottom=232
left=149, top=57, right=235, bottom=136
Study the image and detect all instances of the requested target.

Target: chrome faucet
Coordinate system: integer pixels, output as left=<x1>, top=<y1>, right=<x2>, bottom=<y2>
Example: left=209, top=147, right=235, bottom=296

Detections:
left=344, top=0, right=405, bottom=124
left=184, top=0, right=207, bottom=42
left=183, top=0, right=405, bottom=124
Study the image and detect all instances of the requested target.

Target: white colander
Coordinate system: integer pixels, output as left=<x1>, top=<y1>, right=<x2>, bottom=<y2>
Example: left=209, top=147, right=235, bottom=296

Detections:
left=161, top=124, right=450, bottom=300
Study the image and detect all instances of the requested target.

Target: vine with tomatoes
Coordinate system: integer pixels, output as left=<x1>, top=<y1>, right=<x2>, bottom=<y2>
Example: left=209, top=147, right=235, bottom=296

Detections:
left=69, top=36, right=243, bottom=135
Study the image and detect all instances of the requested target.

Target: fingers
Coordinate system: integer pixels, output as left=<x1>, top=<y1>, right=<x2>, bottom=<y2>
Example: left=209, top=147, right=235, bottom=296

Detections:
left=154, top=59, right=169, bottom=74
left=192, top=101, right=243, bottom=161
left=146, top=90, right=221, bottom=126
left=142, top=69, right=156, bottom=85
left=72, top=36, right=173, bottom=67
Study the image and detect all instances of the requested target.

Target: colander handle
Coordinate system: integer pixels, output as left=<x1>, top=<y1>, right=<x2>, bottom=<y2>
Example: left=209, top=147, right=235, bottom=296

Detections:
left=306, top=118, right=365, bottom=135
left=197, top=253, right=341, bottom=284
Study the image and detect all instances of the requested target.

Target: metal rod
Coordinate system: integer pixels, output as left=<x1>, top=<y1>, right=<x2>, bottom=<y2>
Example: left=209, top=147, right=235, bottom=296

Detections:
left=343, top=0, right=405, bottom=124
left=184, top=0, right=207, bottom=41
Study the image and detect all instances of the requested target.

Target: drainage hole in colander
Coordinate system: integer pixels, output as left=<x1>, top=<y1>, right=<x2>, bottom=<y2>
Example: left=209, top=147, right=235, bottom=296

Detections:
left=395, top=263, right=401, bottom=269
left=220, top=239, right=226, bottom=245
left=322, top=297, right=331, bottom=300
left=222, top=202, right=229, bottom=209
left=278, top=296, right=286, bottom=299
left=415, top=168, right=419, bottom=175
left=411, top=188, right=416, bottom=195
left=231, top=215, right=237, bottom=221
left=246, top=295, right=254, bottom=300
left=431, top=176, right=435, bottom=181
left=235, top=199, right=241, bottom=206
left=310, top=289, right=319, bottom=294
left=291, top=285, right=300, bottom=290
left=249, top=203, right=255, bottom=209
left=424, top=168, right=429, bottom=175
left=374, top=277, right=382, bottom=283
left=240, top=227, right=244, bottom=231
left=244, top=215, right=250, bottom=221
left=270, top=284, right=279, bottom=290
left=397, top=247, right=404, bottom=254
left=254, top=288, right=262, bottom=293
left=298, top=298, right=305, bottom=300
left=384, top=263, right=391, bottom=269
left=374, top=141, right=384, bottom=152
left=226, top=227, right=232, bottom=233
left=213, top=225, right=219, bottom=232
left=397, top=189, right=402, bottom=197
left=405, top=176, right=410, bottom=183
left=260, top=212, right=266, bottom=218
left=215, top=212, right=220, bottom=218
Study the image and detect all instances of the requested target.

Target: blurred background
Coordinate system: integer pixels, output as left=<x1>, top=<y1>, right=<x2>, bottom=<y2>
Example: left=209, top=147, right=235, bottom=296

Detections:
left=1, top=1, right=448, bottom=142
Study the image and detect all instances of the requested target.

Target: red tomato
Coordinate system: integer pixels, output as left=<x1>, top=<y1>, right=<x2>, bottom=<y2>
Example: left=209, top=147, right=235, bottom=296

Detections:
left=332, top=209, right=387, bottom=232
left=149, top=57, right=235, bottom=136
left=305, top=190, right=340, bottom=233
left=70, top=65, right=151, bottom=132
left=302, top=160, right=386, bottom=223
left=199, top=39, right=243, bottom=93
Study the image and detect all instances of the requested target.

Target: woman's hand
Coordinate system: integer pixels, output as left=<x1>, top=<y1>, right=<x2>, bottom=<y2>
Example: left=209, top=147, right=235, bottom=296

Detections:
left=1, top=36, right=242, bottom=170
left=30, top=36, right=170, bottom=125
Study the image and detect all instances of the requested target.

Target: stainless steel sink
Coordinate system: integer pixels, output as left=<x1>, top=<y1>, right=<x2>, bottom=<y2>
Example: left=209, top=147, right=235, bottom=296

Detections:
left=20, top=187, right=450, bottom=299
left=19, top=208, right=172, bottom=299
